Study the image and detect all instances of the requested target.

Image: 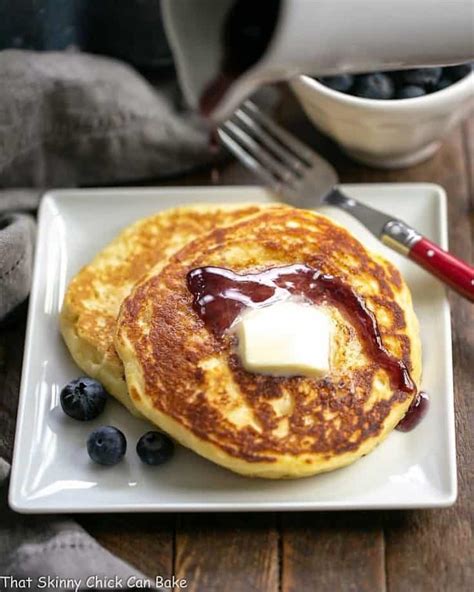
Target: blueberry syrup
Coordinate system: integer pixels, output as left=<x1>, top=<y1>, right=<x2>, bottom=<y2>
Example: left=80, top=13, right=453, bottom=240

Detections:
left=201, top=73, right=236, bottom=118
left=209, top=129, right=220, bottom=153
left=186, top=264, right=416, bottom=395
left=396, top=391, right=430, bottom=432
left=199, top=0, right=281, bottom=116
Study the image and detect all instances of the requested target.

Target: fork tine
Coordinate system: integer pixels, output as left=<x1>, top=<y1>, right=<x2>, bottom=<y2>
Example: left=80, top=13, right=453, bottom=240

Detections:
left=232, top=108, right=306, bottom=174
left=217, top=128, right=280, bottom=190
left=242, top=100, right=316, bottom=165
left=221, top=121, right=300, bottom=185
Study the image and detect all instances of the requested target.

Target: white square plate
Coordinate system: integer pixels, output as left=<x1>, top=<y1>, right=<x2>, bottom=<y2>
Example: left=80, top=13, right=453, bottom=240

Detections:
left=9, top=184, right=456, bottom=513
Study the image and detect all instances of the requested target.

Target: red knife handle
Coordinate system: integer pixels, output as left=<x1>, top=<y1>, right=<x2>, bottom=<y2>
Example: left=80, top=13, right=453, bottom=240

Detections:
left=409, top=237, right=474, bottom=301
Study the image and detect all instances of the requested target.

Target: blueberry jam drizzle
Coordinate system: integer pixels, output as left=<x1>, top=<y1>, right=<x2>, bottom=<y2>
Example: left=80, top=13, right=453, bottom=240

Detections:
left=199, top=0, right=281, bottom=116
left=396, top=391, right=430, bottom=432
left=186, top=264, right=416, bottom=395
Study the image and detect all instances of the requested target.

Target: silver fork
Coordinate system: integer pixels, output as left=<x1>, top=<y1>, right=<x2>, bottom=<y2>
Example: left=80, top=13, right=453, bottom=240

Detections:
left=218, top=100, right=474, bottom=302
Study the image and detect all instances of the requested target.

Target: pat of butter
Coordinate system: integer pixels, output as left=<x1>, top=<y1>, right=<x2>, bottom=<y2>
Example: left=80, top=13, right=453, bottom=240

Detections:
left=235, top=301, right=331, bottom=378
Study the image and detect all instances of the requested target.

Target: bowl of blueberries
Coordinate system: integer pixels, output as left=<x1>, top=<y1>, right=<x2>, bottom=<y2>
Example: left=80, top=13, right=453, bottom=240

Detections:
left=290, top=64, right=473, bottom=168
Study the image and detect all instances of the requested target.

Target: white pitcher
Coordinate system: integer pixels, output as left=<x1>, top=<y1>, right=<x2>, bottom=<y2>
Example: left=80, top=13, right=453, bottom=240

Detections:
left=162, top=0, right=474, bottom=122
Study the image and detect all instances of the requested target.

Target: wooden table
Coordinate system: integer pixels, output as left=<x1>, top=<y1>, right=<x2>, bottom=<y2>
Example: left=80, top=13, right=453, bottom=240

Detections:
left=1, top=96, right=472, bottom=591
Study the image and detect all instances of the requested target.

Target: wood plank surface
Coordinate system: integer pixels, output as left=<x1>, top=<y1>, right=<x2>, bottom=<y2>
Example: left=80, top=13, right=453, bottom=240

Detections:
left=79, top=513, right=175, bottom=579
left=175, top=513, right=279, bottom=592
left=281, top=512, right=385, bottom=592
left=0, top=310, right=27, bottom=464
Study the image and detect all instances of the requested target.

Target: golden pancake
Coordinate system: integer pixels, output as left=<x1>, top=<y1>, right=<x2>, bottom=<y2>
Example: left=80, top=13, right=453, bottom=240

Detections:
left=115, top=207, right=422, bottom=478
left=60, top=203, right=278, bottom=415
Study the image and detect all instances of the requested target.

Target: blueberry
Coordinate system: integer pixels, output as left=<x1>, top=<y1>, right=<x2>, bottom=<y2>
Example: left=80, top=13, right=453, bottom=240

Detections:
left=87, top=426, right=126, bottom=466
left=352, top=73, right=394, bottom=100
left=399, top=67, right=442, bottom=87
left=443, top=63, right=472, bottom=82
left=396, top=85, right=426, bottom=99
left=319, top=74, right=354, bottom=93
left=136, top=431, right=174, bottom=466
left=60, top=377, right=107, bottom=421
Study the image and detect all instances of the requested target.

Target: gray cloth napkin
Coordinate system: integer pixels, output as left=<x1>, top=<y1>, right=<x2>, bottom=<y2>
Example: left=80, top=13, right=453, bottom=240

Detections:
left=0, top=211, right=35, bottom=319
left=0, top=462, right=154, bottom=591
left=0, top=48, right=214, bottom=319
left=0, top=48, right=216, bottom=589
left=0, top=49, right=211, bottom=187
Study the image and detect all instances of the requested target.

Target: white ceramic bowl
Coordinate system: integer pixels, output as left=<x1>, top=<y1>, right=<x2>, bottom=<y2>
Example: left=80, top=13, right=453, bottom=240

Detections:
left=290, top=72, right=474, bottom=169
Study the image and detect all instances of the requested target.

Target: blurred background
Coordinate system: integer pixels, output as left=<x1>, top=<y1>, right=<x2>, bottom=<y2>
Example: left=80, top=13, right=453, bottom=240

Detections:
left=0, top=0, right=173, bottom=71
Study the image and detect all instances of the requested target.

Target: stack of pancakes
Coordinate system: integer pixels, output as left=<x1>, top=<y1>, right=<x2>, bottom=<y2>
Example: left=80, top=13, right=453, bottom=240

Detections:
left=61, top=203, right=421, bottom=478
